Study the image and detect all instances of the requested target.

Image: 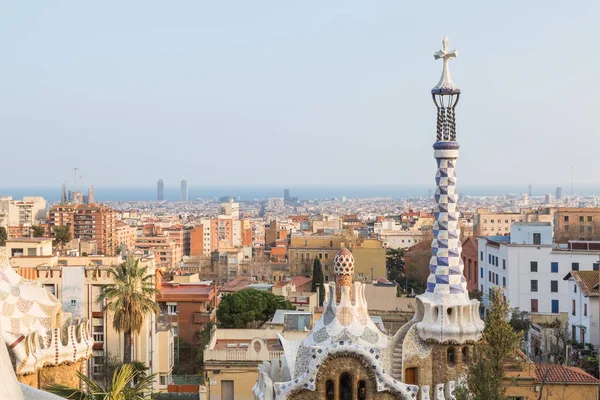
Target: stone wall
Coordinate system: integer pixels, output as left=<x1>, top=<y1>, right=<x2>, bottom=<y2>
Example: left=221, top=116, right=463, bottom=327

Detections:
left=288, top=355, right=401, bottom=400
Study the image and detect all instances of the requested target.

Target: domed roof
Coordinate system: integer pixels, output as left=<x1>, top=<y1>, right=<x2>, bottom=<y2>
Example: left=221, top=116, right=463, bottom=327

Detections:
left=333, top=248, right=354, bottom=276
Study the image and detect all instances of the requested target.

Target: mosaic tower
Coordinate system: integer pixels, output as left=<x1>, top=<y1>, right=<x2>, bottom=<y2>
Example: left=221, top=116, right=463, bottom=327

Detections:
left=414, top=37, right=484, bottom=344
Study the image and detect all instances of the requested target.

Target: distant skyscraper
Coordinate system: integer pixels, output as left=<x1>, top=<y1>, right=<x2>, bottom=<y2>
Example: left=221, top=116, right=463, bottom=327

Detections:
left=180, top=179, right=188, bottom=202
left=556, top=186, right=563, bottom=201
left=157, top=179, right=164, bottom=201
left=88, top=183, right=95, bottom=204
left=284, top=189, right=290, bottom=201
left=61, top=182, right=67, bottom=203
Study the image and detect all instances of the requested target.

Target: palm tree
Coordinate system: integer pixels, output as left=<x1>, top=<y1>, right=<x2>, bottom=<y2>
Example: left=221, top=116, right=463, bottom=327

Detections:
left=98, top=257, right=160, bottom=364
left=45, top=363, right=156, bottom=400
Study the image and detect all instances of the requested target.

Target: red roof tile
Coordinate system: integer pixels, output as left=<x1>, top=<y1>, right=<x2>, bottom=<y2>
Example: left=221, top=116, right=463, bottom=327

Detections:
left=535, top=365, right=600, bottom=384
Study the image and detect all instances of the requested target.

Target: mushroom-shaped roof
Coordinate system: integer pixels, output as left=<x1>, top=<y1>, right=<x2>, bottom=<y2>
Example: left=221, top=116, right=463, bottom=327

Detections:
left=333, top=248, right=354, bottom=276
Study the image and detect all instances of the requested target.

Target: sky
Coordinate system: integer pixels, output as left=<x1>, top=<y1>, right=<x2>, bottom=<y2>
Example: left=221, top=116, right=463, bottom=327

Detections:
left=0, top=1, right=598, bottom=189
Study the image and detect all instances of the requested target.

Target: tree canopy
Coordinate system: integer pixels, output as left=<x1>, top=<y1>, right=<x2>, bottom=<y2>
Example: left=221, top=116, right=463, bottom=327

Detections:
left=31, top=225, right=46, bottom=237
left=216, top=289, right=294, bottom=328
left=53, top=225, right=72, bottom=246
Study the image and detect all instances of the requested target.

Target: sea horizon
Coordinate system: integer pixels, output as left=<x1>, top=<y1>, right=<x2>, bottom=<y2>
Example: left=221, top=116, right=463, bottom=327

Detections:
left=0, top=184, right=597, bottom=203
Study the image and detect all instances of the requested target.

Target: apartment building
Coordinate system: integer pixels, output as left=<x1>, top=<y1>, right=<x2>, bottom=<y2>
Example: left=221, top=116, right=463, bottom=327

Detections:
left=49, top=204, right=117, bottom=256
left=0, top=196, right=47, bottom=228
left=136, top=235, right=182, bottom=269
left=474, top=207, right=555, bottom=237
left=115, top=222, right=138, bottom=252
left=555, top=207, right=600, bottom=241
left=156, top=273, right=217, bottom=345
left=288, top=234, right=386, bottom=281
left=477, top=223, right=600, bottom=316
left=9, top=252, right=174, bottom=392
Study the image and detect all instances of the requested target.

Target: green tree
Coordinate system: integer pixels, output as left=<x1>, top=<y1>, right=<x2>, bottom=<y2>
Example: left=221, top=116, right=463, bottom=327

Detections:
left=31, top=225, right=46, bottom=237
left=98, top=257, right=160, bottom=364
left=216, top=289, right=294, bottom=328
left=457, top=287, right=523, bottom=400
left=386, top=247, right=406, bottom=287
left=46, top=363, right=156, bottom=400
left=509, top=308, right=531, bottom=339
left=0, top=226, right=7, bottom=246
left=311, top=258, right=325, bottom=305
left=53, top=225, right=72, bottom=247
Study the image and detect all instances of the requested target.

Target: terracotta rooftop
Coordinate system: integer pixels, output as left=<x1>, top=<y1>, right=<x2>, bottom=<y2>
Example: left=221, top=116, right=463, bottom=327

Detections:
left=273, top=276, right=312, bottom=289
left=564, top=271, right=599, bottom=297
left=158, top=285, right=214, bottom=299
left=535, top=365, right=600, bottom=384
left=220, top=276, right=250, bottom=292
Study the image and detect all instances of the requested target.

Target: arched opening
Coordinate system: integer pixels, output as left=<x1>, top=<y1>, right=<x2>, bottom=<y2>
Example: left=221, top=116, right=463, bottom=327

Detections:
left=447, top=347, right=455, bottom=366
left=326, top=380, right=335, bottom=400
left=462, top=346, right=469, bottom=363
left=357, top=380, right=366, bottom=400
left=404, top=367, right=418, bottom=385
left=339, top=373, right=352, bottom=400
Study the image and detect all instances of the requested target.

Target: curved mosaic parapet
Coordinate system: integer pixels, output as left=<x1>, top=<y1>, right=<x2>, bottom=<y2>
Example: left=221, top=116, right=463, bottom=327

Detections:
left=0, top=248, right=92, bottom=376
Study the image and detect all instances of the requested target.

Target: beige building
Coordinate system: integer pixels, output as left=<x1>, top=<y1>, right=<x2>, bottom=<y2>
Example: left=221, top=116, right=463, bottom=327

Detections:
left=288, top=234, right=386, bottom=281
left=115, top=222, right=138, bottom=252
left=555, top=207, right=600, bottom=241
left=5, top=237, right=53, bottom=257
left=9, top=253, right=174, bottom=392
left=0, top=196, right=47, bottom=228
left=204, top=328, right=309, bottom=400
left=474, top=207, right=555, bottom=236
left=136, top=235, right=182, bottom=269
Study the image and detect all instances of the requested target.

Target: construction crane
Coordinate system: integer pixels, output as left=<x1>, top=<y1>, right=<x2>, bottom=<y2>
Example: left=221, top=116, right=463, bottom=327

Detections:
left=69, top=167, right=79, bottom=190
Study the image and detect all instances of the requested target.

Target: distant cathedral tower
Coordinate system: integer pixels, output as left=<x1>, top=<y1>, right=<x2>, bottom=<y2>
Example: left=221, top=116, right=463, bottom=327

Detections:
left=87, top=183, right=95, bottom=204
left=60, top=182, right=67, bottom=204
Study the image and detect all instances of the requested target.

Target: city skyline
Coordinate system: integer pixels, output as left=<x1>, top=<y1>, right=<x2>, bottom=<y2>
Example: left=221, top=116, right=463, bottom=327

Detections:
left=0, top=2, right=598, bottom=187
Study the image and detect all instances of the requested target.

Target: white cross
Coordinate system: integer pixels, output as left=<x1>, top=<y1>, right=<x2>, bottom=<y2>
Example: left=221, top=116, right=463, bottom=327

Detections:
left=432, top=36, right=460, bottom=93
left=434, top=36, right=458, bottom=65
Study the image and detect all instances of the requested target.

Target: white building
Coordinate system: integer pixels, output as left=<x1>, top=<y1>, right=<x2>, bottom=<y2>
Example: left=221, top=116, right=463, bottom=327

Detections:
left=220, top=199, right=240, bottom=219
left=478, top=223, right=600, bottom=316
left=564, top=271, right=599, bottom=349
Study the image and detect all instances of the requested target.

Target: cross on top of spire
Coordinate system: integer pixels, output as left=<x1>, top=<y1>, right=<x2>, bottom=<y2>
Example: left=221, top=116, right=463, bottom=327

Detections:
left=432, top=36, right=461, bottom=95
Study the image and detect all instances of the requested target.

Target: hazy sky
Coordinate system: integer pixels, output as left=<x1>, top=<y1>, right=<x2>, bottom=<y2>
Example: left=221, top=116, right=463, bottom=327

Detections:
left=1, top=1, right=598, bottom=188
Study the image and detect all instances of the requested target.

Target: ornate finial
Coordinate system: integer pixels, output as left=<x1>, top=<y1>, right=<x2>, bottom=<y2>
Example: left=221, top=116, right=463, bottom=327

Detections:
left=432, top=36, right=460, bottom=95
left=333, top=248, right=354, bottom=303
left=431, top=36, right=461, bottom=142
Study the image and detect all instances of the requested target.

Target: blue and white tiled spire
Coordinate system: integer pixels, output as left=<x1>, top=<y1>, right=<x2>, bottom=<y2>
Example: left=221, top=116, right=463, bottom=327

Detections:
left=414, top=37, right=484, bottom=344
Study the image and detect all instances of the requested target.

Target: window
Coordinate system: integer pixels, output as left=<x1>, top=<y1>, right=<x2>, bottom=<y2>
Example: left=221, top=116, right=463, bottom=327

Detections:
left=531, top=299, right=538, bottom=312
left=551, top=281, right=558, bottom=292
left=159, top=374, right=168, bottom=386
left=533, top=233, right=541, bottom=245
left=572, top=325, right=577, bottom=341
left=579, top=216, right=584, bottom=222
left=358, top=380, right=366, bottom=400
left=551, top=262, right=558, bottom=273
left=340, top=374, right=352, bottom=400
left=480, top=251, right=483, bottom=261
left=572, top=262, right=579, bottom=271
left=489, top=271, right=492, bottom=282
left=167, top=304, right=177, bottom=315
left=495, top=274, right=498, bottom=285
left=502, top=277, right=506, bottom=288
left=574, top=284, right=577, bottom=293
left=488, top=254, right=492, bottom=264
left=564, top=216, right=569, bottom=222
left=447, top=348, right=455, bottom=365
left=530, top=261, right=538, bottom=272
left=572, top=300, right=576, bottom=316
left=325, top=253, right=329, bottom=260
left=319, top=253, right=323, bottom=259
left=580, top=225, right=585, bottom=233
left=588, top=216, right=593, bottom=222
left=593, top=263, right=599, bottom=271
left=480, top=268, right=483, bottom=278
left=404, top=368, right=418, bottom=385
left=530, top=280, right=538, bottom=292
left=552, top=300, right=559, bottom=314
left=326, top=381, right=334, bottom=400
left=564, top=225, right=569, bottom=232
left=584, top=303, right=587, bottom=317
left=503, top=259, right=506, bottom=270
